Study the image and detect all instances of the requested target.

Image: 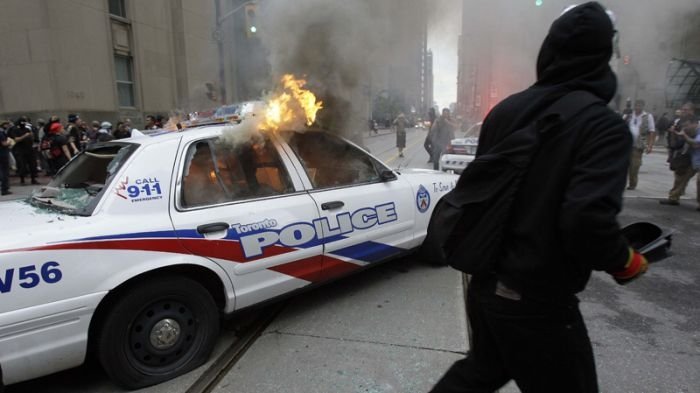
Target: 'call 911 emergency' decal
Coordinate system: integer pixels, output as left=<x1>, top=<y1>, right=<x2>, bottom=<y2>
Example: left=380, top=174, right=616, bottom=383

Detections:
left=235, top=203, right=398, bottom=258
left=0, top=261, right=63, bottom=294
left=416, top=185, right=430, bottom=213
left=115, top=176, right=164, bottom=203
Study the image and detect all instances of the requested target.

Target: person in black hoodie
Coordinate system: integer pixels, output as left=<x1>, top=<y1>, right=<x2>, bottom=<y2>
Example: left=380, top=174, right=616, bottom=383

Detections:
left=430, top=3, right=648, bottom=392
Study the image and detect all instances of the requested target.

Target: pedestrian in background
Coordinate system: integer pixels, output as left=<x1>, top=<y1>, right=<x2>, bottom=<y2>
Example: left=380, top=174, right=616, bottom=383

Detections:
left=622, top=99, right=655, bottom=190
left=660, top=102, right=698, bottom=206
left=425, top=107, right=437, bottom=163
left=87, top=120, right=101, bottom=145
left=393, top=113, right=408, bottom=158
left=429, top=108, right=457, bottom=170
left=35, top=118, right=48, bottom=174
left=97, top=122, right=115, bottom=142
left=46, top=122, right=72, bottom=173
left=430, top=3, right=647, bottom=392
left=113, top=122, right=132, bottom=139
left=674, top=123, right=700, bottom=211
left=145, top=115, right=158, bottom=130
left=655, top=112, right=670, bottom=143
left=8, top=116, right=39, bottom=185
left=66, top=114, right=86, bottom=153
left=0, top=120, right=13, bottom=195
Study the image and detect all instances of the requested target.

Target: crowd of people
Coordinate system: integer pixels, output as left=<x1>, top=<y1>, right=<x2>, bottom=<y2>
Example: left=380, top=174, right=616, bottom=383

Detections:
left=623, top=100, right=700, bottom=210
left=0, top=113, right=166, bottom=196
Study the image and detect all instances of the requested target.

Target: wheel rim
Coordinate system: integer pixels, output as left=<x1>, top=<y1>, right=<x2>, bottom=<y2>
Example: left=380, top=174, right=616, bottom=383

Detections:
left=128, top=298, right=199, bottom=370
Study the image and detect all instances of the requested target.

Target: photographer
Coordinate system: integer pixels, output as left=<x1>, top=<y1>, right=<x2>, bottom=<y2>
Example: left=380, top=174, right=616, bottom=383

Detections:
left=660, top=102, right=698, bottom=206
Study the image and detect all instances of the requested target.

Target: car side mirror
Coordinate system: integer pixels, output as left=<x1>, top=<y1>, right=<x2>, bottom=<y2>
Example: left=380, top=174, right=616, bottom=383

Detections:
left=380, top=170, right=397, bottom=182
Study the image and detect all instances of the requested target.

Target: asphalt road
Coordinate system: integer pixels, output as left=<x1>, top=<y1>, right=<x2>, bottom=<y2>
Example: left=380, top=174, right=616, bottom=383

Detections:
left=4, top=129, right=700, bottom=392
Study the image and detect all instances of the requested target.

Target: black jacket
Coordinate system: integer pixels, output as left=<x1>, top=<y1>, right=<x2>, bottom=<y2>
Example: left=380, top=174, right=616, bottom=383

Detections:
left=475, top=2, right=631, bottom=297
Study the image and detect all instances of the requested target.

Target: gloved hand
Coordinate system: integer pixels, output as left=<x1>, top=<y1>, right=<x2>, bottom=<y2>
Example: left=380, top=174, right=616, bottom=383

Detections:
left=608, top=248, right=648, bottom=285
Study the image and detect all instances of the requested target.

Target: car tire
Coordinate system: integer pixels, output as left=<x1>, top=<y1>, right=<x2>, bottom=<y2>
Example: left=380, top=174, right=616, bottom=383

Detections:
left=96, top=276, right=220, bottom=389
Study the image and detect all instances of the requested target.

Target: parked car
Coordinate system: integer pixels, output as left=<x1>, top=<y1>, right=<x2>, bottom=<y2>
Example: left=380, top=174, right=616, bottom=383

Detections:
left=0, top=122, right=457, bottom=390
left=439, top=121, right=482, bottom=174
left=213, top=101, right=265, bottom=124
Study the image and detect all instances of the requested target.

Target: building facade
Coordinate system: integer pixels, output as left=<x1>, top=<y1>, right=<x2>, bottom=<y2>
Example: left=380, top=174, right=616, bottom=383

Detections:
left=0, top=0, right=219, bottom=127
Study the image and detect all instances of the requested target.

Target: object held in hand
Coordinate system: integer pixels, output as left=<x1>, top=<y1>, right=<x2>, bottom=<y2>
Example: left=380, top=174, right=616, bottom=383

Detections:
left=622, top=222, right=673, bottom=263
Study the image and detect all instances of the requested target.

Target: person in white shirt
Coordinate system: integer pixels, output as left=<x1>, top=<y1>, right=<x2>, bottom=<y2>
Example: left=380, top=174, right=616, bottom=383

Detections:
left=623, top=99, right=655, bottom=190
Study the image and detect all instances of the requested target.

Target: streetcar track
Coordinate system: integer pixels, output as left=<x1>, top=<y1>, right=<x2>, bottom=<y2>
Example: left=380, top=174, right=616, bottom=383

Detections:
left=186, top=303, right=287, bottom=393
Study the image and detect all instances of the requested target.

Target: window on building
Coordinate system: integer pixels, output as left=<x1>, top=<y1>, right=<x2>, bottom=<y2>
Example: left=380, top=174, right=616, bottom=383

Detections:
left=114, top=55, right=135, bottom=107
left=108, top=0, right=126, bottom=18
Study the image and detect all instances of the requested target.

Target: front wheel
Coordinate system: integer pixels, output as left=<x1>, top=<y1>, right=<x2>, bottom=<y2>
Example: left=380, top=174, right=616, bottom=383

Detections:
left=96, top=276, right=220, bottom=389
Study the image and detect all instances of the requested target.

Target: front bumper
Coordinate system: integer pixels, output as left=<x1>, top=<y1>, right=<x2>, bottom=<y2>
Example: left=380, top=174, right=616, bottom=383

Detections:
left=439, top=154, right=474, bottom=174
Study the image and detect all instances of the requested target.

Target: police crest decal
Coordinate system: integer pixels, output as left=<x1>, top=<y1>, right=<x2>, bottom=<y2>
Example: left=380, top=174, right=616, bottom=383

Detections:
left=416, top=185, right=430, bottom=213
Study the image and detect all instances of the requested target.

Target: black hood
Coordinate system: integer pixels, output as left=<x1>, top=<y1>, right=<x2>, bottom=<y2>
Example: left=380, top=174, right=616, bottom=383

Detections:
left=535, top=1, right=617, bottom=102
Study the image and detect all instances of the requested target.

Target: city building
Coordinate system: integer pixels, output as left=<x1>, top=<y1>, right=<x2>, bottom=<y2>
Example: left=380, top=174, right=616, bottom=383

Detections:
left=457, top=0, right=700, bottom=123
left=367, top=0, right=432, bottom=123
left=0, top=0, right=219, bottom=127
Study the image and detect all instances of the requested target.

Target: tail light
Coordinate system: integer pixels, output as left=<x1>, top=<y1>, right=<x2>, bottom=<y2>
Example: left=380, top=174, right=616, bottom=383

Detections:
left=446, top=144, right=454, bottom=154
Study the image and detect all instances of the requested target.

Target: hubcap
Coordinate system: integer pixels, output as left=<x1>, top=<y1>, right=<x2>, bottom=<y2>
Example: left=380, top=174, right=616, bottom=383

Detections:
left=128, top=299, right=198, bottom=369
left=150, top=318, right=181, bottom=349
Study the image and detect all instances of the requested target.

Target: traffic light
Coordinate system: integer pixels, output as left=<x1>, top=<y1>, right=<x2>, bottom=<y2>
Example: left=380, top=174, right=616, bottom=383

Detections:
left=245, top=3, right=257, bottom=37
left=535, top=0, right=543, bottom=6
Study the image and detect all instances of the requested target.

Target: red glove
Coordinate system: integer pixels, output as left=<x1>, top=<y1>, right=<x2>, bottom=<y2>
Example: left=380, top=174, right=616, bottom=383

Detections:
left=608, top=248, right=648, bottom=285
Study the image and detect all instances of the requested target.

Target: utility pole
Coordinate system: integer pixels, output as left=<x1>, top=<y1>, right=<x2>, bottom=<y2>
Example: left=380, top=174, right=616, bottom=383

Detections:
left=214, top=0, right=258, bottom=106
left=214, top=0, right=226, bottom=105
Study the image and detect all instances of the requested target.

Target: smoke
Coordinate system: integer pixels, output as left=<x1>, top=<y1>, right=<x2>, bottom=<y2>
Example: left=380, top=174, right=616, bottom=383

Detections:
left=427, top=0, right=461, bottom=109
left=257, top=0, right=425, bottom=139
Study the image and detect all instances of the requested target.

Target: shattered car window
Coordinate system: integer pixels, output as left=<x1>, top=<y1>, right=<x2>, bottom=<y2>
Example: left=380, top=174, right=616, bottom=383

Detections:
left=283, top=131, right=381, bottom=188
left=30, top=143, right=138, bottom=216
left=181, top=135, right=294, bottom=208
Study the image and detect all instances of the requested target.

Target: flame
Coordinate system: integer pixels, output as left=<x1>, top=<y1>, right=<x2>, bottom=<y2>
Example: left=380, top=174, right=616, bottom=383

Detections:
left=261, top=74, right=323, bottom=131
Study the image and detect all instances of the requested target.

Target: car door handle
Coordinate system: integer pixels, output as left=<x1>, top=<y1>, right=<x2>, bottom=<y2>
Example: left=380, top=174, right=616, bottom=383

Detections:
left=197, top=222, right=230, bottom=234
left=321, top=201, right=344, bottom=210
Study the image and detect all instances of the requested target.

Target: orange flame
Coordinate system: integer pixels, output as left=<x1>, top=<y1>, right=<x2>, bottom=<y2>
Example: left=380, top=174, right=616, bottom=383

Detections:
left=261, top=74, right=323, bottom=131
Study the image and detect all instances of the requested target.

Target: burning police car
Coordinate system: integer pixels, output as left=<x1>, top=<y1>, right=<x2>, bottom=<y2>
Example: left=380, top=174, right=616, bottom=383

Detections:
left=0, top=123, right=457, bottom=389
left=439, top=121, right=481, bottom=174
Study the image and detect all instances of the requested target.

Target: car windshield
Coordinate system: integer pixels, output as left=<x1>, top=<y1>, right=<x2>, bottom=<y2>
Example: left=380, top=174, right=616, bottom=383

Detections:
left=29, top=143, right=138, bottom=216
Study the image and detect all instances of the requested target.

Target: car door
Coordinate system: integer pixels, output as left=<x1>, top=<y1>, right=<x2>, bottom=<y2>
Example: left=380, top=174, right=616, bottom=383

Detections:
left=169, top=131, right=323, bottom=310
left=279, top=131, right=415, bottom=281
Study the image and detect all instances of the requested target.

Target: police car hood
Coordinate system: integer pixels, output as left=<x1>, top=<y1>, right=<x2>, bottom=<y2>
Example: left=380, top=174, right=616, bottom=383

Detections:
left=0, top=201, right=82, bottom=250
left=397, top=168, right=458, bottom=187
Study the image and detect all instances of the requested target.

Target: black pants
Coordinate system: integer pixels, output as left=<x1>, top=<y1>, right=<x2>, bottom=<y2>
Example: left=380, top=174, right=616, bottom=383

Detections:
left=432, top=147, right=443, bottom=170
left=431, top=278, right=598, bottom=393
left=14, top=148, right=37, bottom=181
left=0, top=152, right=9, bottom=192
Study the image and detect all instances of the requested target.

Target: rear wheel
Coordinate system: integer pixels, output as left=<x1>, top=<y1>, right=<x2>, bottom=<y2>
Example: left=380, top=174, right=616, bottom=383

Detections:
left=96, top=276, right=220, bottom=389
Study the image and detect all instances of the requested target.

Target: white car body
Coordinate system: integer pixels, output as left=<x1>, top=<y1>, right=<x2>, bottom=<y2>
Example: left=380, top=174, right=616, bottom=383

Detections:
left=438, top=137, right=478, bottom=174
left=439, top=122, right=481, bottom=174
left=0, top=122, right=457, bottom=388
